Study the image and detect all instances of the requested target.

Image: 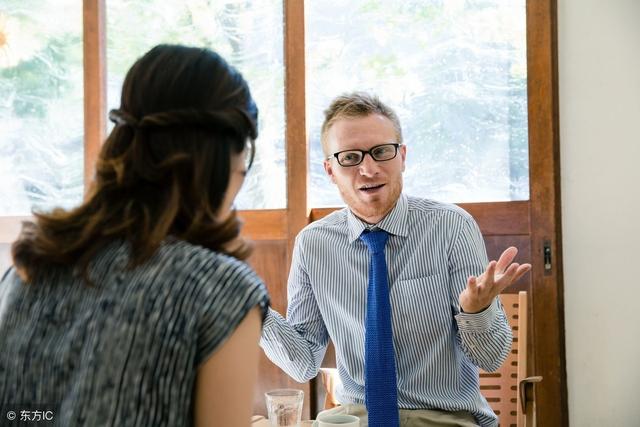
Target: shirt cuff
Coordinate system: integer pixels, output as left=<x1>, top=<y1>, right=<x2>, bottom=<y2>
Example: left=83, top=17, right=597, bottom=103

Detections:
left=455, top=298, right=500, bottom=332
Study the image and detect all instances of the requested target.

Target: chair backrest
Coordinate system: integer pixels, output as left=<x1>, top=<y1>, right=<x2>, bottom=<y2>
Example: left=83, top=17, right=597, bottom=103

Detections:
left=479, top=291, right=528, bottom=427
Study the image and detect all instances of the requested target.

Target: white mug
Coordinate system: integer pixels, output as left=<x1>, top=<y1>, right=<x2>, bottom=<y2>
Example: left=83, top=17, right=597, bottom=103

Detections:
left=313, top=414, right=360, bottom=427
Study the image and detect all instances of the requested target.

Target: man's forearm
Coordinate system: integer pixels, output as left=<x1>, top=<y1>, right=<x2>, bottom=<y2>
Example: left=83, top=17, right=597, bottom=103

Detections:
left=260, top=308, right=324, bottom=383
left=455, top=298, right=512, bottom=372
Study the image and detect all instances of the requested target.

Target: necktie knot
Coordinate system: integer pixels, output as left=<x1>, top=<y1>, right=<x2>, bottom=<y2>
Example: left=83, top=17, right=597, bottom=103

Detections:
left=359, top=230, right=389, bottom=254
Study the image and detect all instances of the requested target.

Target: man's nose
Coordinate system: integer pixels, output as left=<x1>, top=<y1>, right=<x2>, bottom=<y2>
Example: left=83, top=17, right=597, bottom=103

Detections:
left=358, top=153, right=380, bottom=176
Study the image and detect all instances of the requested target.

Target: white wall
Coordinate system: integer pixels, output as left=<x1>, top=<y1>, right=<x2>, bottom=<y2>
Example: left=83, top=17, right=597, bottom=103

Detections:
left=559, top=0, right=640, bottom=425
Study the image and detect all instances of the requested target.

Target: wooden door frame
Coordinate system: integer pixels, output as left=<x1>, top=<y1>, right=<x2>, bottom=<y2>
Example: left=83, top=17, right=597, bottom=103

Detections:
left=83, top=0, right=107, bottom=187
left=526, top=1, right=568, bottom=425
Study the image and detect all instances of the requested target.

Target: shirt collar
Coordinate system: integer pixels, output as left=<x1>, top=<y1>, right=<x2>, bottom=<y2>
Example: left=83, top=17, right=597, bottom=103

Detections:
left=346, top=193, right=409, bottom=243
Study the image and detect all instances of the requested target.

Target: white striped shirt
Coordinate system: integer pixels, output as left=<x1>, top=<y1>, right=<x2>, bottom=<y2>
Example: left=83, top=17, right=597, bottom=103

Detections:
left=261, top=194, right=511, bottom=427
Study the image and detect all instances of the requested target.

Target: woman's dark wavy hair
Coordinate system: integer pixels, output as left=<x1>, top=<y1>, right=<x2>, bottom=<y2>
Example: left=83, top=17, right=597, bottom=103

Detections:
left=12, top=44, right=258, bottom=283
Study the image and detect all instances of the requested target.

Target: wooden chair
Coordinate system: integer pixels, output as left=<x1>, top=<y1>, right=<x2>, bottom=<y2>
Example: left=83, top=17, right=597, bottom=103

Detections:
left=319, top=367, right=342, bottom=409
left=480, top=291, right=542, bottom=427
left=317, top=291, right=541, bottom=427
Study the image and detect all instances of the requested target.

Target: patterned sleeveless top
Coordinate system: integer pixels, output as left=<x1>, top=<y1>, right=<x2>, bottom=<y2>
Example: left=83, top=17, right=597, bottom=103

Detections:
left=0, top=239, right=269, bottom=426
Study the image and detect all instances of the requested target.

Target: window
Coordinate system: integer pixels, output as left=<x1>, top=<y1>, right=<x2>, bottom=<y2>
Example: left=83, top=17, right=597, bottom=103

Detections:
left=0, top=1, right=83, bottom=216
left=106, top=0, right=286, bottom=209
left=306, top=0, right=528, bottom=206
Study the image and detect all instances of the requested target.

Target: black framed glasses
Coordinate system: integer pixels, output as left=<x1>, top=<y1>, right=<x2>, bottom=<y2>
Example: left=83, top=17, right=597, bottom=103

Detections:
left=327, top=143, right=402, bottom=167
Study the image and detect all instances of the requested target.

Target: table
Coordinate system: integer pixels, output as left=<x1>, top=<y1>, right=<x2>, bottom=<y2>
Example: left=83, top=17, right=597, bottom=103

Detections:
left=252, top=416, right=314, bottom=426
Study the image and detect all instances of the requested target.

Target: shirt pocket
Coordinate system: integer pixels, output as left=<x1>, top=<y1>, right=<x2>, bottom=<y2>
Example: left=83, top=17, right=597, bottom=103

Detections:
left=390, top=273, right=453, bottom=336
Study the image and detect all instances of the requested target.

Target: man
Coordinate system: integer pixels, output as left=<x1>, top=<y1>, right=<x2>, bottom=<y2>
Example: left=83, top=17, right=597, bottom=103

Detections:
left=260, top=92, right=531, bottom=427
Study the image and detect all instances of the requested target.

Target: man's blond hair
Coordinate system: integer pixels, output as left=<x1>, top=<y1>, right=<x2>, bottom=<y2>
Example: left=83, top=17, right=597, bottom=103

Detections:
left=320, top=92, right=403, bottom=156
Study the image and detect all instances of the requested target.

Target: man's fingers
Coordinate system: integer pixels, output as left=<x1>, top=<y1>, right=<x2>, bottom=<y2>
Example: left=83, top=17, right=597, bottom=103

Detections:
left=494, top=263, right=532, bottom=293
left=464, top=257, right=531, bottom=312
left=495, top=246, right=518, bottom=274
left=504, top=263, right=520, bottom=279
left=467, top=276, right=479, bottom=293
left=511, top=263, right=532, bottom=283
left=474, top=261, right=497, bottom=295
left=485, top=260, right=497, bottom=285
left=494, top=263, right=520, bottom=292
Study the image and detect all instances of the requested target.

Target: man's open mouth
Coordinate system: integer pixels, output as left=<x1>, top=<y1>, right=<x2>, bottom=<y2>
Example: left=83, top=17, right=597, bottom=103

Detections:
left=359, top=184, right=385, bottom=193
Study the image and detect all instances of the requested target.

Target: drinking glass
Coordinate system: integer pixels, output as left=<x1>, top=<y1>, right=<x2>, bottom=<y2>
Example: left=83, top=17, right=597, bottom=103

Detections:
left=264, top=389, right=304, bottom=427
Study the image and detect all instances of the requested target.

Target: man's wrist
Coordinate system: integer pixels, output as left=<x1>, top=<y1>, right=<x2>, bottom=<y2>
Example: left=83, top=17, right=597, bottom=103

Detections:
left=455, top=299, right=500, bottom=332
left=460, top=302, right=491, bottom=314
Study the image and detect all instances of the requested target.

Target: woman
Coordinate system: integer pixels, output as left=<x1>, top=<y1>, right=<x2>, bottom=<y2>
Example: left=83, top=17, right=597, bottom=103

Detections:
left=0, top=44, right=269, bottom=426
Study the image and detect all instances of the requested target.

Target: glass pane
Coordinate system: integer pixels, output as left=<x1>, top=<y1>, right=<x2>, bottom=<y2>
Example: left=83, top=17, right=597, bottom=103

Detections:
left=306, top=0, right=529, bottom=206
left=106, top=0, right=285, bottom=209
left=0, top=243, right=10, bottom=274
left=0, top=2, right=84, bottom=216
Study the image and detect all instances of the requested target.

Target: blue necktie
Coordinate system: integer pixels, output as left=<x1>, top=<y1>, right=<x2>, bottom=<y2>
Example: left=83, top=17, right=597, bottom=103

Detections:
left=360, top=230, right=400, bottom=427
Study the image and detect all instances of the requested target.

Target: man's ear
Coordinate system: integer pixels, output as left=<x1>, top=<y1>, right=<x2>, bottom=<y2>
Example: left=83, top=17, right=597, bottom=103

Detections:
left=324, top=159, right=337, bottom=184
left=400, top=144, right=407, bottom=172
